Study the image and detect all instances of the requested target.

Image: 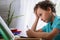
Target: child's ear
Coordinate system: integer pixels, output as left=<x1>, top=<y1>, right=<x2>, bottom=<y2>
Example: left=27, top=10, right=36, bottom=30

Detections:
left=47, top=7, right=52, bottom=13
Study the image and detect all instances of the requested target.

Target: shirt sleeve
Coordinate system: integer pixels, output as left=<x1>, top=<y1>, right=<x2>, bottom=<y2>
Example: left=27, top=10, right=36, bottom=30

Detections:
left=54, top=19, right=60, bottom=30
left=41, top=26, right=47, bottom=32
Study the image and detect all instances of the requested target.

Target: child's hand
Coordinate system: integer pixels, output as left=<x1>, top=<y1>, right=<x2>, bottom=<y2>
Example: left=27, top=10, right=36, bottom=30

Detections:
left=26, top=29, right=34, bottom=37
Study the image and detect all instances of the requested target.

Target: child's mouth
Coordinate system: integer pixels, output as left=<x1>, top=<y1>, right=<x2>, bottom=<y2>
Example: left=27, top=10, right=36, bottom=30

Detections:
left=42, top=20, right=45, bottom=22
left=41, top=19, right=46, bottom=22
left=41, top=19, right=48, bottom=22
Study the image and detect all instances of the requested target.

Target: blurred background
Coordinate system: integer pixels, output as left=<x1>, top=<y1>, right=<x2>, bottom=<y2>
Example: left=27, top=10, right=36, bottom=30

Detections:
left=0, top=0, right=60, bottom=37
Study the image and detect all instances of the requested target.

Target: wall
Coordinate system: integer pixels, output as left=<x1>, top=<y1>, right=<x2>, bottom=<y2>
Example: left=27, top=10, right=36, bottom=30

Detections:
left=0, top=0, right=13, bottom=21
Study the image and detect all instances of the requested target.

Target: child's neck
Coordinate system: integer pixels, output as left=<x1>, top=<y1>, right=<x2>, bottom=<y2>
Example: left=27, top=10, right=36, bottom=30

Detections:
left=50, top=13, right=55, bottom=22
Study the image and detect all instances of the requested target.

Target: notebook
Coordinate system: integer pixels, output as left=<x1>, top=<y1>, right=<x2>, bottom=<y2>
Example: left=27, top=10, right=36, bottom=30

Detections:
left=0, top=16, right=15, bottom=40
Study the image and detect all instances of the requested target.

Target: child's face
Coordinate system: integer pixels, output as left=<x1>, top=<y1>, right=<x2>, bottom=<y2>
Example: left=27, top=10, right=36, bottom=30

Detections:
left=36, top=7, right=52, bottom=22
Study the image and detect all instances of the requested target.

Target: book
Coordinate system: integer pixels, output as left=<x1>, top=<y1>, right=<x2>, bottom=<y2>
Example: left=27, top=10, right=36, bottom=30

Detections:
left=0, top=16, right=15, bottom=40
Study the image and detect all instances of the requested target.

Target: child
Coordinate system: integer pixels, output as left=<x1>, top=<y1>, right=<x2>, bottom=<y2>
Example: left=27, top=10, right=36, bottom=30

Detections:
left=26, top=1, right=60, bottom=40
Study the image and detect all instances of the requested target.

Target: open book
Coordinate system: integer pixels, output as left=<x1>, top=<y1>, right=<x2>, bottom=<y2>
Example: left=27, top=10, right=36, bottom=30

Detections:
left=0, top=16, right=15, bottom=40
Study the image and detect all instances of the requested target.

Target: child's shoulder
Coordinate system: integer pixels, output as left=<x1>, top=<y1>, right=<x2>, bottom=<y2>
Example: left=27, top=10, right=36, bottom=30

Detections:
left=56, top=16, right=60, bottom=21
left=57, top=15, right=60, bottom=17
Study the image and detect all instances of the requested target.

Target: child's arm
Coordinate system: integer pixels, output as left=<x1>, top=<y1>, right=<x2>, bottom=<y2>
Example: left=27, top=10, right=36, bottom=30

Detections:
left=31, top=17, right=39, bottom=31
left=31, top=11, right=40, bottom=31
left=36, top=29, right=43, bottom=32
left=36, top=28, right=58, bottom=39
left=27, top=28, right=59, bottom=40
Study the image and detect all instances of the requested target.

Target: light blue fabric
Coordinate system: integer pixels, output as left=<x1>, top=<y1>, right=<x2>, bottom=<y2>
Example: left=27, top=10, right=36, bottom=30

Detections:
left=42, top=16, right=60, bottom=40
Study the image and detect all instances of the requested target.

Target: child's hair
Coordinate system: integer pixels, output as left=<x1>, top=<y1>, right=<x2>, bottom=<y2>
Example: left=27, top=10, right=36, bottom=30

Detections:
left=34, top=1, right=56, bottom=13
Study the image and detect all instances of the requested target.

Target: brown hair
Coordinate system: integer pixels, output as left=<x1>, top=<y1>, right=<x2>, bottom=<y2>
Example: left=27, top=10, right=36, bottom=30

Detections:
left=34, top=1, right=56, bottom=13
